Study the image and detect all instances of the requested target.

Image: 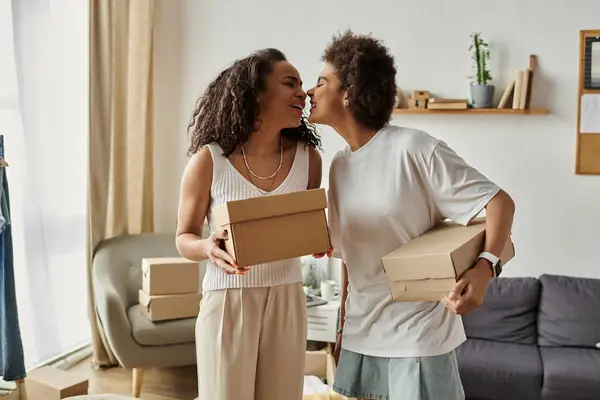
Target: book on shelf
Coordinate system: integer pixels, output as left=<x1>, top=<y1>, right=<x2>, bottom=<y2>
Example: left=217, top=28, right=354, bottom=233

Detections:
left=498, top=68, right=534, bottom=109
left=427, top=98, right=468, bottom=110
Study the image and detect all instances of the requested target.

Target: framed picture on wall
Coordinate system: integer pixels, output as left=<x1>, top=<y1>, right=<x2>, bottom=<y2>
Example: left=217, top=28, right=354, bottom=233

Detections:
left=584, top=35, right=600, bottom=89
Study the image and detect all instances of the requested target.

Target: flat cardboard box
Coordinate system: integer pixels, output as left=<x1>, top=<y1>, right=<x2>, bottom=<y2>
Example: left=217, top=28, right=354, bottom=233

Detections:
left=138, top=290, right=202, bottom=322
left=381, top=218, right=515, bottom=302
left=25, top=366, right=88, bottom=399
left=214, top=188, right=331, bottom=268
left=142, top=257, right=200, bottom=295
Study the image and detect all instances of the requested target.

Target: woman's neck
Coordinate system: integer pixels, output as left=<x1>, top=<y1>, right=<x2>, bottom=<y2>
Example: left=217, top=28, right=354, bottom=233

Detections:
left=242, top=126, right=282, bottom=156
left=333, top=119, right=378, bottom=152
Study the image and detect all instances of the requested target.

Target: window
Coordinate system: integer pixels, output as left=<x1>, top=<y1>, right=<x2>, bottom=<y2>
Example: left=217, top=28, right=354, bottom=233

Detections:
left=0, top=0, right=90, bottom=369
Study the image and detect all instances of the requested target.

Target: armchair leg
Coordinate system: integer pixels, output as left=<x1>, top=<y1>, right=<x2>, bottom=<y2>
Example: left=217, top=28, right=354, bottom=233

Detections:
left=132, top=368, right=144, bottom=398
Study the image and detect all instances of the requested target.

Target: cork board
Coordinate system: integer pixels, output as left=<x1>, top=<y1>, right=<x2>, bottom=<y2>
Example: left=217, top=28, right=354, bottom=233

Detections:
left=576, top=30, right=600, bottom=175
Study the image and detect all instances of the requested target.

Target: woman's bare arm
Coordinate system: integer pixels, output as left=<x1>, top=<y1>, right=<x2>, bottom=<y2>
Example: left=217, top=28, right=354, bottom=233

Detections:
left=175, top=147, right=238, bottom=272
left=175, top=147, right=213, bottom=261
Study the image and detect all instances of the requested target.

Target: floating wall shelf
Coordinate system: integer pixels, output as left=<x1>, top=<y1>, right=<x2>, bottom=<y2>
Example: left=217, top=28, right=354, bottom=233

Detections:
left=393, top=108, right=550, bottom=115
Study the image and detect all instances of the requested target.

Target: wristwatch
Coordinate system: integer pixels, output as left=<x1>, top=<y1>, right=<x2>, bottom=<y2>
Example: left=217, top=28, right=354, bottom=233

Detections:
left=477, top=251, right=502, bottom=277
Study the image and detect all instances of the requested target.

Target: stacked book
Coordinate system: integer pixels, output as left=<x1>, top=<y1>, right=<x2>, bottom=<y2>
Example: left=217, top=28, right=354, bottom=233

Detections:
left=139, top=257, right=202, bottom=322
left=427, top=98, right=469, bottom=110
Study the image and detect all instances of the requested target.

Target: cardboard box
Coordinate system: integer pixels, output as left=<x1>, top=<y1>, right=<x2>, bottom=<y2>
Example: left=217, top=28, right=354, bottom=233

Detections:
left=142, top=257, right=199, bottom=295
left=382, top=218, right=515, bottom=302
left=304, top=350, right=355, bottom=400
left=25, top=366, right=88, bottom=399
left=214, top=188, right=331, bottom=268
left=138, top=290, right=202, bottom=322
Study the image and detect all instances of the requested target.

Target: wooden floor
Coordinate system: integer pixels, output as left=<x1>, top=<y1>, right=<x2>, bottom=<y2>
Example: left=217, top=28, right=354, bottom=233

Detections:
left=67, top=357, right=198, bottom=400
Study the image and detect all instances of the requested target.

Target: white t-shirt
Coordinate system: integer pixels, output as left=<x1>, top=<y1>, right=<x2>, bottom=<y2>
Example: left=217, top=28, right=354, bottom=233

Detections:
left=328, top=124, right=501, bottom=358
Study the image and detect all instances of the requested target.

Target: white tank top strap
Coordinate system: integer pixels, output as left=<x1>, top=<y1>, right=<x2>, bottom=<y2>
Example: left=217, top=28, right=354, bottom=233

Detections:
left=204, top=143, right=226, bottom=182
left=303, top=142, right=310, bottom=175
left=292, top=141, right=309, bottom=188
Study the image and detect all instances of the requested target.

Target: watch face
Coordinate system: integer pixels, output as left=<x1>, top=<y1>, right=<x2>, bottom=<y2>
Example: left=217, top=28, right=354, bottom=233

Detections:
left=495, top=261, right=503, bottom=277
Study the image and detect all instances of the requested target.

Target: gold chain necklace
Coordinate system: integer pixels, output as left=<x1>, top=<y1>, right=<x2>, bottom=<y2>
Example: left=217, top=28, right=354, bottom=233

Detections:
left=241, top=137, right=283, bottom=180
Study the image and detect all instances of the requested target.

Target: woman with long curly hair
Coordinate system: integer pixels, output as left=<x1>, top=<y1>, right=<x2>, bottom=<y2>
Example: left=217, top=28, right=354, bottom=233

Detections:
left=176, top=48, right=322, bottom=400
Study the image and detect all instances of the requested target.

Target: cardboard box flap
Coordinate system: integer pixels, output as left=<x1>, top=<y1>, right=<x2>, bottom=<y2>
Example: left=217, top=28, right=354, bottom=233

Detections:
left=138, top=290, right=151, bottom=308
left=304, top=350, right=336, bottom=386
left=325, top=349, right=336, bottom=386
left=304, top=351, right=327, bottom=377
left=214, top=188, right=327, bottom=226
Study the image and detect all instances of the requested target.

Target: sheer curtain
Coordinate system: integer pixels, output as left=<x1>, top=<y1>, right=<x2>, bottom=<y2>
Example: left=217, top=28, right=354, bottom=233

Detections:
left=0, top=0, right=90, bottom=368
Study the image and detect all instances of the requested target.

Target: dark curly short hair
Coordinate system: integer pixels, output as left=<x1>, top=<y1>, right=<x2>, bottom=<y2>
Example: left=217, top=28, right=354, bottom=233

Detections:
left=187, top=48, right=321, bottom=157
left=322, top=30, right=397, bottom=131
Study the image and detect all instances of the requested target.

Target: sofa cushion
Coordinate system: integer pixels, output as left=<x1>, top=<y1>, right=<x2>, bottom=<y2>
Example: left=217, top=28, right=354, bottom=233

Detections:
left=462, top=277, right=540, bottom=344
left=127, top=305, right=196, bottom=346
left=538, top=274, right=600, bottom=348
left=540, top=346, right=600, bottom=400
left=457, top=338, right=542, bottom=400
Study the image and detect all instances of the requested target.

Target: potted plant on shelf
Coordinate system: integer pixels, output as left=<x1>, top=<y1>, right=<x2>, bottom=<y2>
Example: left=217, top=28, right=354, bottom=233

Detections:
left=469, top=32, right=494, bottom=108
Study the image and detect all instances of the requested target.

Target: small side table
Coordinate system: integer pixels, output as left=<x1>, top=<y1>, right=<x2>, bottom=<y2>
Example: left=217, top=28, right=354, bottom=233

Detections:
left=307, top=298, right=340, bottom=352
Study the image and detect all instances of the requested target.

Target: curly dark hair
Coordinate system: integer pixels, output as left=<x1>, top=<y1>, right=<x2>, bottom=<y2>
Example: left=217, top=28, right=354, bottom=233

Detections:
left=187, top=48, right=321, bottom=156
left=322, top=30, right=397, bottom=131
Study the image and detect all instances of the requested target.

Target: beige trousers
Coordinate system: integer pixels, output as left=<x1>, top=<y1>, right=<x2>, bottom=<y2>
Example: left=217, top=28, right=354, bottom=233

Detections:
left=196, top=283, right=307, bottom=400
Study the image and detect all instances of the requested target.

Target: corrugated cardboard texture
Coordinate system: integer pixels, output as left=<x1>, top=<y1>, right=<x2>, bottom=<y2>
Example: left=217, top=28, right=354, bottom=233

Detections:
left=214, top=189, right=331, bottom=267
left=382, top=218, right=515, bottom=302
left=142, top=257, right=200, bottom=295
left=138, top=290, right=202, bottom=322
left=26, top=366, right=88, bottom=399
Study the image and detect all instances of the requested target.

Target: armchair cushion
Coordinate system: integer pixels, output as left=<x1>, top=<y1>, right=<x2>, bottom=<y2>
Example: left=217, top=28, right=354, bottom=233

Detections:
left=127, top=305, right=196, bottom=346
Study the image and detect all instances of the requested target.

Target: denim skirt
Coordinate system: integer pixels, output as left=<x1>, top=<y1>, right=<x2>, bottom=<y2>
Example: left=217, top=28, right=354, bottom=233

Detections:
left=332, top=348, right=465, bottom=400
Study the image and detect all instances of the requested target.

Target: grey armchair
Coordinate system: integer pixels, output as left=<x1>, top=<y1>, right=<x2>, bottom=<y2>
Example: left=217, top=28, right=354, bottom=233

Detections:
left=92, top=232, right=207, bottom=397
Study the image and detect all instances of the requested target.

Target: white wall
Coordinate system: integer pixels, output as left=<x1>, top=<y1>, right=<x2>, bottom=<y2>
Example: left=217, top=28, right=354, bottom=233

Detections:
left=153, top=0, right=600, bottom=280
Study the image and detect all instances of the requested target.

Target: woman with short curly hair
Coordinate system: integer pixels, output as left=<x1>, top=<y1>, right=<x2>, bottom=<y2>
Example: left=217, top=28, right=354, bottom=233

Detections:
left=309, top=31, right=515, bottom=400
left=176, top=48, right=322, bottom=400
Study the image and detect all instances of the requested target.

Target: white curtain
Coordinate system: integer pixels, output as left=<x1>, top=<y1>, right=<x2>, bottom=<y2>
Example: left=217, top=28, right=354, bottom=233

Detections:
left=0, top=0, right=89, bottom=368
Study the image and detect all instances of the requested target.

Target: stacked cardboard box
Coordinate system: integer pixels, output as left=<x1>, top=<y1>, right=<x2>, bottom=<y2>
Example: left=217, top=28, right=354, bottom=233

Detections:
left=138, top=257, right=202, bottom=322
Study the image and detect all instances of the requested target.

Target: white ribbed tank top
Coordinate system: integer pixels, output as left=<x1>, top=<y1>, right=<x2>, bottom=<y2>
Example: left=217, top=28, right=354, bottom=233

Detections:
left=202, top=141, right=309, bottom=291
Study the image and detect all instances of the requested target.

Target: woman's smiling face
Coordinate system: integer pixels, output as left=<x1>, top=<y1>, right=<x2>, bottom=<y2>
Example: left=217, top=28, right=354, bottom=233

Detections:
left=307, top=63, right=347, bottom=126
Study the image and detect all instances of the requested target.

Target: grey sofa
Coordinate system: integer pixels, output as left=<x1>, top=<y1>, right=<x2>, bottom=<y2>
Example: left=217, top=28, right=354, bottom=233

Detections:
left=458, top=274, right=600, bottom=400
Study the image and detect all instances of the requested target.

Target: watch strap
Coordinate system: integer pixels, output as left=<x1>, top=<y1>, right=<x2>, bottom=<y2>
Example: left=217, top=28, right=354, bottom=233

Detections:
left=478, top=251, right=500, bottom=266
left=478, top=251, right=501, bottom=277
